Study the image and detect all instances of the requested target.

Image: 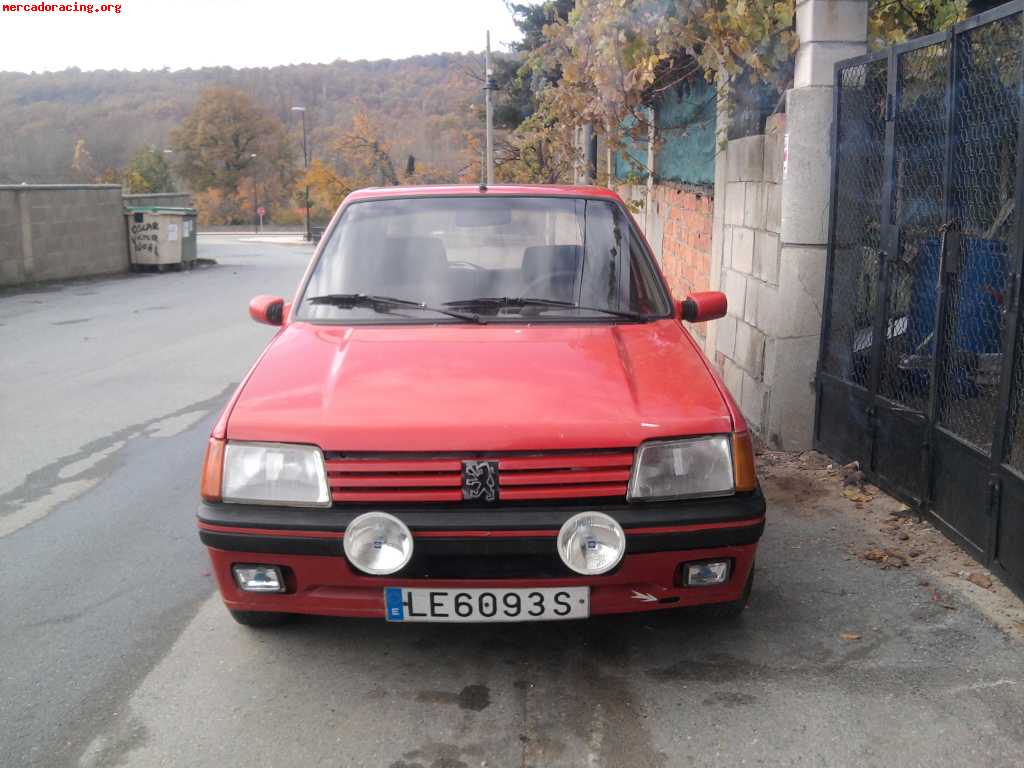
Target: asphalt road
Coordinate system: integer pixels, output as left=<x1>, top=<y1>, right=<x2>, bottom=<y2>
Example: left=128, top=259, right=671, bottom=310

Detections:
left=2, top=238, right=1023, bottom=768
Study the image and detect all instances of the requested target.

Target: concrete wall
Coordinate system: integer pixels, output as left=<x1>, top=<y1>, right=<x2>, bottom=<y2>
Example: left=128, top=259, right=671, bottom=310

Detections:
left=714, top=117, right=786, bottom=439
left=711, top=0, right=868, bottom=448
left=0, top=185, right=128, bottom=287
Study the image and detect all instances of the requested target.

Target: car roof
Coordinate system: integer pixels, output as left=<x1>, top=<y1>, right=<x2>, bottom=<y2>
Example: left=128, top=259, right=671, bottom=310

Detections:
left=344, top=184, right=625, bottom=204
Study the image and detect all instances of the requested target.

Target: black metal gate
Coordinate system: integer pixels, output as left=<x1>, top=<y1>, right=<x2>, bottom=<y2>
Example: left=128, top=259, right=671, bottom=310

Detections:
left=816, top=1, right=1024, bottom=597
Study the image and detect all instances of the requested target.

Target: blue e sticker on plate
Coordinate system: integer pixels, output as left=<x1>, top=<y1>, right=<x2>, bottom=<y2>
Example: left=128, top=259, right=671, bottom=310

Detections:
left=384, top=587, right=405, bottom=622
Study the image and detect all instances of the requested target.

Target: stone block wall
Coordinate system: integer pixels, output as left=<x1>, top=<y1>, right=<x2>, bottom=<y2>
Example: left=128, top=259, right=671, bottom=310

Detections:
left=0, top=185, right=129, bottom=287
left=713, top=115, right=786, bottom=437
left=709, top=0, right=867, bottom=449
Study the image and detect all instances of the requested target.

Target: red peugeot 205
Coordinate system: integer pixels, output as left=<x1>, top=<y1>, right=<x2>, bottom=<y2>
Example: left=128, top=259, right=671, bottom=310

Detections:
left=198, top=185, right=764, bottom=627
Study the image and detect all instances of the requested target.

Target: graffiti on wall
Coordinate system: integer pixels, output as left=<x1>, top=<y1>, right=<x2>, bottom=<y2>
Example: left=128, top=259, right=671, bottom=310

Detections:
left=130, top=220, right=159, bottom=260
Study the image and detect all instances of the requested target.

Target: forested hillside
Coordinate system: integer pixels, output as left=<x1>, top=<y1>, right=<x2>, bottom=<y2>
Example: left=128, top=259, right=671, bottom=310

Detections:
left=0, top=54, right=483, bottom=185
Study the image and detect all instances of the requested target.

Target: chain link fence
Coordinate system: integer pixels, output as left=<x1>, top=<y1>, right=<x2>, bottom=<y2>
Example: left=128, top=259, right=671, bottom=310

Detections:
left=817, top=3, right=1024, bottom=596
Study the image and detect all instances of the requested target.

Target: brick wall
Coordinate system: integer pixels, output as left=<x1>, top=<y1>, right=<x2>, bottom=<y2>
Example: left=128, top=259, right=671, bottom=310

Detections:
left=654, top=183, right=714, bottom=329
left=618, top=181, right=715, bottom=343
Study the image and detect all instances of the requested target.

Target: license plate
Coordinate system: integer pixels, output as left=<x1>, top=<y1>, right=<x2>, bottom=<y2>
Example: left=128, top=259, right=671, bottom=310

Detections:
left=384, top=586, right=589, bottom=623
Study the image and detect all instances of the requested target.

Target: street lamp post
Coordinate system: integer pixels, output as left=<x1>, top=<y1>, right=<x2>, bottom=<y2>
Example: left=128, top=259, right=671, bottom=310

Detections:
left=291, top=106, right=310, bottom=242
left=160, top=149, right=177, bottom=193
left=249, top=153, right=258, bottom=234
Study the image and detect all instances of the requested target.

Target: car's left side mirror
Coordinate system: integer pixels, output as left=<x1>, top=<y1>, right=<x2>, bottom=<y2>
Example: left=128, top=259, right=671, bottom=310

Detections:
left=249, top=294, right=285, bottom=326
left=678, top=291, right=727, bottom=323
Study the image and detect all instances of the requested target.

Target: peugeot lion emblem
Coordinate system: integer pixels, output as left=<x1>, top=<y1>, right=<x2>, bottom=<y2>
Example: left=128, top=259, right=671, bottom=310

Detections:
left=462, top=460, right=499, bottom=502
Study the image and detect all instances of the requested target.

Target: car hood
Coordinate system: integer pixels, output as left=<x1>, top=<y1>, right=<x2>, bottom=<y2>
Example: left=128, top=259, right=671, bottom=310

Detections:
left=226, top=320, right=735, bottom=451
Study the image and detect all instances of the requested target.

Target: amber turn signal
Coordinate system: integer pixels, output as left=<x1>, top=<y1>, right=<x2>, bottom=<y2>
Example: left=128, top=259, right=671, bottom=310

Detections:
left=201, top=437, right=226, bottom=501
left=732, top=431, right=757, bottom=492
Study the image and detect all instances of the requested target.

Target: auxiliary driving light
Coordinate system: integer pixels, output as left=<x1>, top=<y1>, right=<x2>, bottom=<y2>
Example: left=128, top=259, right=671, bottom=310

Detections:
left=557, top=511, right=625, bottom=575
left=232, top=564, right=286, bottom=593
left=684, top=560, right=730, bottom=586
left=343, top=512, right=414, bottom=575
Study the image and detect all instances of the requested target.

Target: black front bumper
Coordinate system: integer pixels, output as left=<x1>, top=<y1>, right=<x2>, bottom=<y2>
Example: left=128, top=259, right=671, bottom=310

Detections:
left=198, top=488, right=766, bottom=560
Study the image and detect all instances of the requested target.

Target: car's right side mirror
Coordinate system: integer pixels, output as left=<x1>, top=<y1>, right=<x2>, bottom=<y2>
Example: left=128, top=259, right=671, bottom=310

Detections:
left=678, top=291, right=728, bottom=323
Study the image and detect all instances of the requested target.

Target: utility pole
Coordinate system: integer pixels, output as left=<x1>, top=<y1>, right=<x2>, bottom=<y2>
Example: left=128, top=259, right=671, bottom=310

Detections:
left=291, top=106, right=310, bottom=242
left=484, top=31, right=495, bottom=186
left=581, top=123, right=596, bottom=184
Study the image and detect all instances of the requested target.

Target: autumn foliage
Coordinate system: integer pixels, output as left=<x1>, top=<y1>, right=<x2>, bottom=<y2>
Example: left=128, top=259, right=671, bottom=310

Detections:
left=6, top=3, right=974, bottom=224
left=505, top=0, right=967, bottom=183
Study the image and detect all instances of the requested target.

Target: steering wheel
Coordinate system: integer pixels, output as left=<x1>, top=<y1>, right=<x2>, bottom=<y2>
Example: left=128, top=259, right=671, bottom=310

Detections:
left=518, top=270, right=579, bottom=302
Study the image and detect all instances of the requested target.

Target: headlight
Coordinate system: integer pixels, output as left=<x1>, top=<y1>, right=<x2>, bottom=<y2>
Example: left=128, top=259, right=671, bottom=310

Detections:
left=557, top=511, right=625, bottom=575
left=628, top=436, right=734, bottom=501
left=222, top=441, right=330, bottom=506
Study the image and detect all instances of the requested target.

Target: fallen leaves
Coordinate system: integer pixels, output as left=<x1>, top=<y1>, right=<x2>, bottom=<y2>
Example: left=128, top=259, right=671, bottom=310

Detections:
left=755, top=450, right=1024, bottom=632
left=842, top=487, right=874, bottom=503
left=797, top=450, right=832, bottom=470
left=861, top=547, right=909, bottom=569
left=967, top=573, right=994, bottom=590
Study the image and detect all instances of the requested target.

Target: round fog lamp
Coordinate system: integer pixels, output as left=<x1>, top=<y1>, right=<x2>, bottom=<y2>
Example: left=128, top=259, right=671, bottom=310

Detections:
left=557, top=512, right=625, bottom=575
left=343, top=512, right=413, bottom=575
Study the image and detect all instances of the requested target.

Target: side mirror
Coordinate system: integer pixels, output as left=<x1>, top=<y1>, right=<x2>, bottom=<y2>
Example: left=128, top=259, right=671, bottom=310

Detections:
left=249, top=294, right=285, bottom=326
left=679, top=291, right=727, bottom=323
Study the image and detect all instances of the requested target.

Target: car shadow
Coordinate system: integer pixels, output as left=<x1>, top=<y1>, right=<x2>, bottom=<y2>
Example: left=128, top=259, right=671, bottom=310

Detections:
left=246, top=580, right=802, bottom=683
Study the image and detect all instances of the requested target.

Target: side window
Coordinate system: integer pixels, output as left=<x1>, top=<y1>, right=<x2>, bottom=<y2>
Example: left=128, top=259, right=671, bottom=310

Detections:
left=627, top=231, right=665, bottom=314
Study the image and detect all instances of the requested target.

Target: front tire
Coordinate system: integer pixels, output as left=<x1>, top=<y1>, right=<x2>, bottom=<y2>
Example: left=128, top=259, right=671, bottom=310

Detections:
left=699, top=564, right=754, bottom=619
left=228, top=609, right=292, bottom=628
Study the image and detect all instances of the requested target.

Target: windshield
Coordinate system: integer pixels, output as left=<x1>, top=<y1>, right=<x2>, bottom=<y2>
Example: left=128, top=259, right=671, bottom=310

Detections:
left=296, top=196, right=670, bottom=322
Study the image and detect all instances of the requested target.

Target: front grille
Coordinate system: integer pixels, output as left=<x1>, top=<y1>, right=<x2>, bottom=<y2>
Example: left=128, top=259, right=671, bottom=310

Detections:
left=323, top=450, right=634, bottom=504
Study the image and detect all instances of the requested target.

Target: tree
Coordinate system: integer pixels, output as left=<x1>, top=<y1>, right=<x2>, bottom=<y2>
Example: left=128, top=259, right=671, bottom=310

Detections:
left=171, top=87, right=299, bottom=224
left=870, top=0, right=968, bottom=45
left=96, top=167, right=122, bottom=184
left=301, top=113, right=401, bottom=214
left=123, top=147, right=176, bottom=193
left=70, top=139, right=95, bottom=182
left=335, top=113, right=401, bottom=186
left=514, top=0, right=968, bottom=182
left=170, top=87, right=295, bottom=195
left=480, top=1, right=576, bottom=182
left=302, top=158, right=355, bottom=214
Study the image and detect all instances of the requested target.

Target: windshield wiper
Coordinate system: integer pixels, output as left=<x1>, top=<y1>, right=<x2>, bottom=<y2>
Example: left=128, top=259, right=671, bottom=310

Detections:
left=445, top=296, right=573, bottom=309
left=306, top=293, right=485, bottom=323
left=444, top=296, right=649, bottom=321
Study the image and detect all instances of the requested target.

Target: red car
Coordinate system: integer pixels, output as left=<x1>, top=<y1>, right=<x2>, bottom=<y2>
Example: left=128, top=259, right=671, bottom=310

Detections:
left=198, top=184, right=763, bottom=627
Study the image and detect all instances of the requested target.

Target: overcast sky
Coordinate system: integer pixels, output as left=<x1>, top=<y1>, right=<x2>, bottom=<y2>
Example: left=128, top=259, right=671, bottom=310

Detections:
left=0, top=0, right=526, bottom=73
